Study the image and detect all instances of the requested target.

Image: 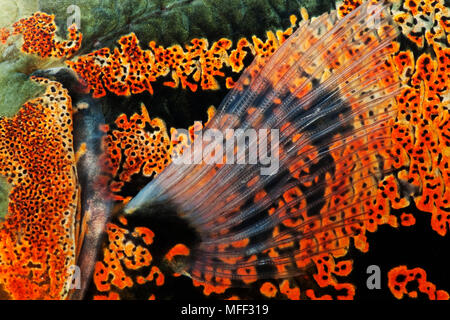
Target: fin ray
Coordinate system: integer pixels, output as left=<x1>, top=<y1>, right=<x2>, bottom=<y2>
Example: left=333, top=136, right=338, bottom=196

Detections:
left=125, top=2, right=400, bottom=286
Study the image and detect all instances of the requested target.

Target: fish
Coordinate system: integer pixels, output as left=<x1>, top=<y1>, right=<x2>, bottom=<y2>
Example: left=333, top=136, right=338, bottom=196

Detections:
left=123, top=1, right=401, bottom=288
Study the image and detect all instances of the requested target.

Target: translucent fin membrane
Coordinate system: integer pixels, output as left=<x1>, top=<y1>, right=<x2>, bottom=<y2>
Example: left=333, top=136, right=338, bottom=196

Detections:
left=125, top=2, right=400, bottom=286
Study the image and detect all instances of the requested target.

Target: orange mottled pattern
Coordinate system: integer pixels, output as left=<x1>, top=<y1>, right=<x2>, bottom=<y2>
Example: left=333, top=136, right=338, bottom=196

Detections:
left=98, top=105, right=216, bottom=201
left=0, top=12, right=82, bottom=58
left=91, top=0, right=449, bottom=300
left=98, top=104, right=173, bottom=201
left=0, top=0, right=448, bottom=300
left=91, top=2, right=398, bottom=299
left=65, top=20, right=296, bottom=98
left=333, top=0, right=450, bottom=241
left=91, top=109, right=217, bottom=299
left=257, top=254, right=354, bottom=300
left=388, top=266, right=450, bottom=299
left=337, top=0, right=364, bottom=17
left=392, top=0, right=449, bottom=48
left=92, top=218, right=164, bottom=300
left=98, top=104, right=216, bottom=203
left=0, top=78, right=78, bottom=299
left=387, top=0, right=450, bottom=236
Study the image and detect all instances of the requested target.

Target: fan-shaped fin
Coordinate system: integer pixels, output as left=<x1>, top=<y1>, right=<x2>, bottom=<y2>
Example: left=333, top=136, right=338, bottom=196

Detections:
left=125, top=2, right=400, bottom=286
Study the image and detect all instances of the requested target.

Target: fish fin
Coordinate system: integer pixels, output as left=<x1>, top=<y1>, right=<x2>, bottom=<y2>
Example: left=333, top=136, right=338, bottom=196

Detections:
left=126, top=2, right=400, bottom=286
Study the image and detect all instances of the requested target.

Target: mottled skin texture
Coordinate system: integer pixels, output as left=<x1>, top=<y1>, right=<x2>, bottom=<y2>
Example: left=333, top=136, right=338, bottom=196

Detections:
left=86, top=0, right=450, bottom=300
left=0, top=0, right=449, bottom=300
left=388, top=266, right=449, bottom=299
left=0, top=78, right=78, bottom=299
